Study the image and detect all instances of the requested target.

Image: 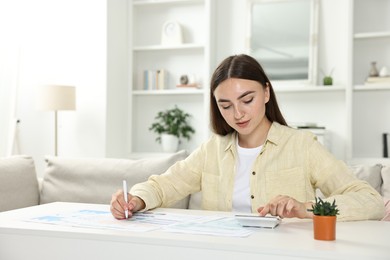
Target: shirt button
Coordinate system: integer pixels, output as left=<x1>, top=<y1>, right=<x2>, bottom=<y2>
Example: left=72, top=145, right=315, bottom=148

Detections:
left=252, top=171, right=256, bottom=175
left=251, top=195, right=254, bottom=199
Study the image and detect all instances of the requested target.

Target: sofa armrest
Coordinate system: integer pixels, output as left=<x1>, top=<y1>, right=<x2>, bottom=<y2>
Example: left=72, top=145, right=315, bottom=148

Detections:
left=0, top=155, right=40, bottom=212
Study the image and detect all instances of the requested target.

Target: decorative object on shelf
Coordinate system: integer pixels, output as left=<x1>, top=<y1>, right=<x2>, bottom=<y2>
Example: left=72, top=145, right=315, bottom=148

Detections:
left=149, top=105, right=195, bottom=152
left=365, top=76, right=390, bottom=86
left=323, top=76, right=333, bottom=86
left=36, top=85, right=76, bottom=156
left=176, top=74, right=199, bottom=88
left=364, top=63, right=390, bottom=85
left=180, top=75, right=189, bottom=85
left=369, top=61, right=379, bottom=77
left=321, top=68, right=334, bottom=86
left=295, top=124, right=328, bottom=148
left=161, top=20, right=183, bottom=46
left=308, top=197, right=339, bottom=241
left=383, top=133, right=389, bottom=158
left=379, top=66, right=389, bottom=77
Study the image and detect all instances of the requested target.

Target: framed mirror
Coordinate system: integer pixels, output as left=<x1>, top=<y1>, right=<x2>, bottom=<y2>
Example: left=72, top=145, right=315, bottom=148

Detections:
left=247, top=0, right=319, bottom=86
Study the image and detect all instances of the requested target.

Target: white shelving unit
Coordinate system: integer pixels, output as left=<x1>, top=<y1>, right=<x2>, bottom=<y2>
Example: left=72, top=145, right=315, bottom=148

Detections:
left=126, top=0, right=389, bottom=159
left=128, top=0, right=214, bottom=153
left=127, top=0, right=349, bottom=159
left=351, top=0, right=390, bottom=158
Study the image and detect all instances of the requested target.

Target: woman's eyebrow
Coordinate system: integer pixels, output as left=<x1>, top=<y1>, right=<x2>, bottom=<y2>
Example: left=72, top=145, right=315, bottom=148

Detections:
left=217, top=98, right=230, bottom=103
left=217, top=90, right=255, bottom=103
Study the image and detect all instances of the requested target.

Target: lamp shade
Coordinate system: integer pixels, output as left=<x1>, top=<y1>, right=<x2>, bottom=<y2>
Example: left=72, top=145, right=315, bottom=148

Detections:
left=36, top=85, right=76, bottom=111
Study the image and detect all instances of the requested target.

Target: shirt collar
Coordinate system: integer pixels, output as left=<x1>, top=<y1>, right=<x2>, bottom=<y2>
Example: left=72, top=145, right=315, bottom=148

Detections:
left=223, top=121, right=283, bottom=152
left=266, top=121, right=283, bottom=146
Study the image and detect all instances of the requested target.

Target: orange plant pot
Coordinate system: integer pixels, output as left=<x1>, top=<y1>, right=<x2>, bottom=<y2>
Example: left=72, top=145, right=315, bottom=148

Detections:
left=313, top=215, right=336, bottom=241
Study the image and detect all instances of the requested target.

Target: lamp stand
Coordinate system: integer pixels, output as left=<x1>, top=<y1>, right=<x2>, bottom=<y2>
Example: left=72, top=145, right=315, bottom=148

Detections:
left=54, top=110, right=58, bottom=156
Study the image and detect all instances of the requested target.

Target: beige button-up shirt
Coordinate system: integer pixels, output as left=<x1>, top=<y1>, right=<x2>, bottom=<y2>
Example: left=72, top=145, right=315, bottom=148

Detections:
left=131, top=122, right=385, bottom=221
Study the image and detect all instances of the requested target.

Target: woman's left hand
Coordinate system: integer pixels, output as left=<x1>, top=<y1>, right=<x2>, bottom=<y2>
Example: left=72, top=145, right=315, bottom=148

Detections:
left=257, top=195, right=313, bottom=219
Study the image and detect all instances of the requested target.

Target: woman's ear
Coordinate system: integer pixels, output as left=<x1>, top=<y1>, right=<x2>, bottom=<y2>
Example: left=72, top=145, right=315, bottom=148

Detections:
left=265, top=82, right=271, bottom=103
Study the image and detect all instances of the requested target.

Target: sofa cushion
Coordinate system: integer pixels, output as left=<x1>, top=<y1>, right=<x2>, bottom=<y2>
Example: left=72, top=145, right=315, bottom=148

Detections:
left=188, top=191, right=202, bottom=210
left=381, top=165, right=390, bottom=199
left=40, top=150, right=189, bottom=208
left=348, top=164, right=383, bottom=194
left=0, top=155, right=40, bottom=211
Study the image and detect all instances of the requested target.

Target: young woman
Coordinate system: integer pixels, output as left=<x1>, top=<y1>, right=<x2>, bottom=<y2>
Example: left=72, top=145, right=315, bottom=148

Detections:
left=110, top=54, right=384, bottom=221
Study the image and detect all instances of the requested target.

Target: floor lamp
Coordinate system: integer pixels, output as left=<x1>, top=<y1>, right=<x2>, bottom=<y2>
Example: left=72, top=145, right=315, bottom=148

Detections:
left=37, top=85, right=76, bottom=156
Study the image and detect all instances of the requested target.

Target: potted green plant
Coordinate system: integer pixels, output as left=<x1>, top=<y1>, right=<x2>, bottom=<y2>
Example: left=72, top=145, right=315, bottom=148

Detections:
left=308, top=197, right=339, bottom=241
left=321, top=68, right=334, bottom=86
left=149, top=105, right=195, bottom=152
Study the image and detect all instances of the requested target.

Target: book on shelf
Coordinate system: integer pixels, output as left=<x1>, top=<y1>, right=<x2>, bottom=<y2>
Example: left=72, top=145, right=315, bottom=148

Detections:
left=364, top=76, right=390, bottom=85
left=143, top=69, right=168, bottom=90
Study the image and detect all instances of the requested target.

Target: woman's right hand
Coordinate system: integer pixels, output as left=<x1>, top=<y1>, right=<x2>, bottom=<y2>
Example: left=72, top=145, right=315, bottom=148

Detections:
left=110, top=189, right=146, bottom=219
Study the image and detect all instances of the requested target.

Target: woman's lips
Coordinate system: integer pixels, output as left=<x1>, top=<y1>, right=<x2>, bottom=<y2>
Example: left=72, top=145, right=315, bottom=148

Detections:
left=237, top=120, right=249, bottom=128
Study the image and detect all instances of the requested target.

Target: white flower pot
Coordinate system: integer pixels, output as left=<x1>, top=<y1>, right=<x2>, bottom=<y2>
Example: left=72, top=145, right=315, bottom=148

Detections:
left=161, top=134, right=179, bottom=153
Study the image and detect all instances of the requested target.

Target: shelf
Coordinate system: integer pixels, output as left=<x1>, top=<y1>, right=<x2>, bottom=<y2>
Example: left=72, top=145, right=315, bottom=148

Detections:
left=134, top=86, right=346, bottom=95
left=133, top=0, right=203, bottom=6
left=133, top=88, right=204, bottom=95
left=274, top=85, right=345, bottom=93
left=354, top=85, right=390, bottom=91
left=354, top=31, right=390, bottom=39
left=133, top=43, right=204, bottom=51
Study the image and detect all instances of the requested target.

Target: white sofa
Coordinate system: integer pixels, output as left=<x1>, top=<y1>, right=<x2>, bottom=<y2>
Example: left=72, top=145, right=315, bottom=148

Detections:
left=0, top=152, right=389, bottom=221
left=0, top=151, right=189, bottom=212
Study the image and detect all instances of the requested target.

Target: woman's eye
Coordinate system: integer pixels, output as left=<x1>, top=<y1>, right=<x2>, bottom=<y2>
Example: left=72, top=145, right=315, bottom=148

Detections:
left=221, top=105, right=231, bottom=110
left=243, top=98, right=253, bottom=104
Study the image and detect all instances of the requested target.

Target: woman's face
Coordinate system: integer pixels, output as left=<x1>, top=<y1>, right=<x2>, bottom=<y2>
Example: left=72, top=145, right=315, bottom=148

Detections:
left=214, top=78, right=270, bottom=140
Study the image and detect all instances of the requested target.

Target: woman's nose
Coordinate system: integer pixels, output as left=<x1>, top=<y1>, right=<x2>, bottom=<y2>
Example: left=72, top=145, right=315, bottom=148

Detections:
left=234, top=106, right=244, bottom=120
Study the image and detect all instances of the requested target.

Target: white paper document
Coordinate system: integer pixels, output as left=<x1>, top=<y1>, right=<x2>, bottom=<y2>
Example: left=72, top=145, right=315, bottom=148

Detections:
left=24, top=209, right=258, bottom=237
left=163, top=215, right=253, bottom=237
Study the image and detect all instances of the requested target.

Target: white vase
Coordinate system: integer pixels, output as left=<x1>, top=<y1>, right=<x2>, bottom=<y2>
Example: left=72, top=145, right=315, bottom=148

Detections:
left=161, top=134, right=179, bottom=153
left=379, top=66, right=389, bottom=77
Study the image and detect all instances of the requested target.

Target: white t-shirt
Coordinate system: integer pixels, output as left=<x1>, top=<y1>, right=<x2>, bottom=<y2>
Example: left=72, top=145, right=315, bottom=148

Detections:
left=232, top=142, right=262, bottom=213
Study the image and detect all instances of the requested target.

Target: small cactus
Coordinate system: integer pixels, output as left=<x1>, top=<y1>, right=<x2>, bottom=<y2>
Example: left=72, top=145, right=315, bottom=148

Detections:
left=308, top=197, right=339, bottom=216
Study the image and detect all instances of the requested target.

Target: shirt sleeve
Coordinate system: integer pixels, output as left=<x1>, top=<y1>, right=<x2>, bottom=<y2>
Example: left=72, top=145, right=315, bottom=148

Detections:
left=130, top=146, right=205, bottom=211
left=308, top=135, right=385, bottom=221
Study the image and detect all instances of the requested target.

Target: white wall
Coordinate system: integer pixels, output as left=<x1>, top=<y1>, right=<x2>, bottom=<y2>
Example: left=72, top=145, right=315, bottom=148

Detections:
left=0, top=0, right=109, bottom=176
left=106, top=0, right=129, bottom=157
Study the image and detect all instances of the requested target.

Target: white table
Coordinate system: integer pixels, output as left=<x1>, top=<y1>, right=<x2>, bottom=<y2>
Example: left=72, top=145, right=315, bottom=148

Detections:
left=0, top=202, right=389, bottom=260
